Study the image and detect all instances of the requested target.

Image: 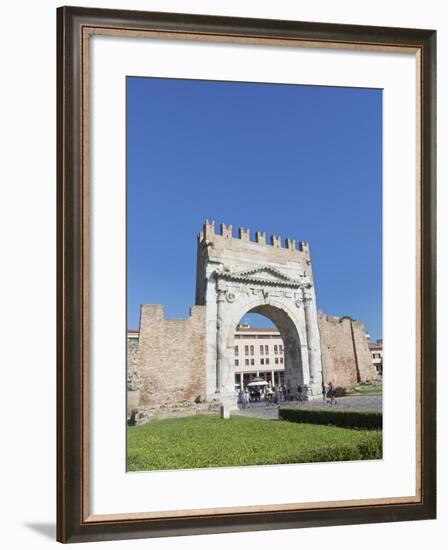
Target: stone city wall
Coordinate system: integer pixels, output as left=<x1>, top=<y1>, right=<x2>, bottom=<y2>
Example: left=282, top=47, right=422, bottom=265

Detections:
left=126, top=336, right=141, bottom=415
left=350, top=321, right=379, bottom=382
left=131, top=304, right=207, bottom=413
left=318, top=312, right=378, bottom=388
left=129, top=307, right=377, bottom=415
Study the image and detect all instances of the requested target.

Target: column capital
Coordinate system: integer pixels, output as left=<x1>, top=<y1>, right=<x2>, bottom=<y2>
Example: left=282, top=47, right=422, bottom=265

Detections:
left=302, top=286, right=313, bottom=307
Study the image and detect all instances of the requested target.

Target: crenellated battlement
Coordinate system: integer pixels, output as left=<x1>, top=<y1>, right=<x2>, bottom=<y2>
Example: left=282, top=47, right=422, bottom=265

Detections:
left=238, top=227, right=250, bottom=241
left=198, top=220, right=310, bottom=255
left=255, top=231, right=266, bottom=245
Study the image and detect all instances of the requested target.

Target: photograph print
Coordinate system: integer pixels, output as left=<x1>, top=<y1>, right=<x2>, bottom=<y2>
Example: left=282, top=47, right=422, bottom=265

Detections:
left=126, top=76, right=383, bottom=472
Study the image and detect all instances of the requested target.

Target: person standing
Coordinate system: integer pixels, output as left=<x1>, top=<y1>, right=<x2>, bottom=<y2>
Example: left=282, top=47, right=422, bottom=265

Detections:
left=327, top=381, right=336, bottom=405
left=322, top=381, right=327, bottom=401
left=245, top=388, right=250, bottom=407
left=239, top=388, right=246, bottom=409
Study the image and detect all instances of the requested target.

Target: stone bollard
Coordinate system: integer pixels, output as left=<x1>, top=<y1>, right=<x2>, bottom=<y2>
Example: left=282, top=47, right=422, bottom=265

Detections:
left=220, top=404, right=230, bottom=419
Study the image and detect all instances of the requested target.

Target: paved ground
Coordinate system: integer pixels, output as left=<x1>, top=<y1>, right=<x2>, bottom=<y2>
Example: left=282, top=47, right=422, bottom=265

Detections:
left=233, top=395, right=382, bottom=420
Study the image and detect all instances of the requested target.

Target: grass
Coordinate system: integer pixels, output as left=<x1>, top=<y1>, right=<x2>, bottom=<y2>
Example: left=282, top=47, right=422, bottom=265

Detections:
left=346, top=382, right=382, bottom=396
left=127, top=414, right=382, bottom=471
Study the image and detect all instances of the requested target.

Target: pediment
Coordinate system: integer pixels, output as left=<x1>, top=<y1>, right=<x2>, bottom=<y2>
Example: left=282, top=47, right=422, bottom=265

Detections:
left=223, top=266, right=302, bottom=286
left=245, top=270, right=284, bottom=282
left=236, top=267, right=292, bottom=282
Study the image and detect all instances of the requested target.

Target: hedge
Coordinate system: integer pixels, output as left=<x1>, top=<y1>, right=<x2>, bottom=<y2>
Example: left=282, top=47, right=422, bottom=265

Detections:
left=278, top=432, right=383, bottom=463
left=279, top=407, right=382, bottom=429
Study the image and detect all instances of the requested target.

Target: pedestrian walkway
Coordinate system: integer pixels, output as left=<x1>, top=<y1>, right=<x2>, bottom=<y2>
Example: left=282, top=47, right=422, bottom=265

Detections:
left=233, top=395, right=382, bottom=420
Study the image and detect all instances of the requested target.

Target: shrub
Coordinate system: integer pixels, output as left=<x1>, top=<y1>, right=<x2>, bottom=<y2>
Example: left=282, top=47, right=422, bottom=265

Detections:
left=287, top=431, right=382, bottom=462
left=279, top=407, right=382, bottom=429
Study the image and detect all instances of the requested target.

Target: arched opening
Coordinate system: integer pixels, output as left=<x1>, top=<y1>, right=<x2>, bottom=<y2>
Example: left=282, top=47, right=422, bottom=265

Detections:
left=230, top=305, right=304, bottom=406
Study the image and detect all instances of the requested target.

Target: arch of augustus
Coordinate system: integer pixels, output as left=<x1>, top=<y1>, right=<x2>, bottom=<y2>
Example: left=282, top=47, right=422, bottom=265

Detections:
left=195, top=220, right=323, bottom=408
left=127, top=221, right=378, bottom=420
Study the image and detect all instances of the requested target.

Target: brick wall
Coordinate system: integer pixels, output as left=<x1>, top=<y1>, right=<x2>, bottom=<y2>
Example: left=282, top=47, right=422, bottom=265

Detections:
left=318, top=312, right=377, bottom=388
left=127, top=338, right=140, bottom=389
left=351, top=321, right=379, bottom=381
left=136, top=304, right=207, bottom=407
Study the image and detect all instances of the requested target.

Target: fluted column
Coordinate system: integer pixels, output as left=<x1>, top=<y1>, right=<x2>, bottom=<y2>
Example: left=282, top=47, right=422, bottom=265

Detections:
left=216, top=284, right=237, bottom=409
left=216, top=287, right=226, bottom=393
left=303, top=285, right=323, bottom=395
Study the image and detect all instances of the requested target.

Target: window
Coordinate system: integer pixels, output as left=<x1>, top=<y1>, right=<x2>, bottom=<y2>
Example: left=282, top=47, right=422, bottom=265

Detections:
left=280, top=357, right=283, bottom=364
left=251, top=359, right=255, bottom=366
left=235, top=359, right=239, bottom=366
left=260, top=358, right=265, bottom=365
left=274, top=345, right=278, bottom=354
left=245, top=359, right=249, bottom=366
left=265, top=345, right=269, bottom=354
left=245, top=345, right=249, bottom=356
left=250, top=345, right=254, bottom=356
left=266, top=358, right=270, bottom=365
left=275, top=358, right=279, bottom=364
left=260, top=345, right=264, bottom=355
left=280, top=345, right=283, bottom=354
left=235, top=345, right=239, bottom=356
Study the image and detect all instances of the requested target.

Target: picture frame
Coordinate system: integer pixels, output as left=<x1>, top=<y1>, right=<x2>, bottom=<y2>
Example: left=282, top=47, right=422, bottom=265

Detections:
left=57, top=5, right=436, bottom=543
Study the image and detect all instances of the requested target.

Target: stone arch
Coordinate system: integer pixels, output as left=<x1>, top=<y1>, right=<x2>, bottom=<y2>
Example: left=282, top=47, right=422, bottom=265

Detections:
left=225, top=295, right=307, bottom=351
left=213, top=288, right=316, bottom=407
left=225, top=299, right=309, bottom=394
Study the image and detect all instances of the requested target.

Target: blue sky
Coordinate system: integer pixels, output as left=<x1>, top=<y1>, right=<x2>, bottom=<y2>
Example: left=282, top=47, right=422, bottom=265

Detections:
left=127, top=77, right=382, bottom=339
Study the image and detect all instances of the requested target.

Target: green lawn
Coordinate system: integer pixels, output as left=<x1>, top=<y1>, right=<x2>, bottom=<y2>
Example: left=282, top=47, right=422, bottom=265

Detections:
left=127, top=414, right=382, bottom=471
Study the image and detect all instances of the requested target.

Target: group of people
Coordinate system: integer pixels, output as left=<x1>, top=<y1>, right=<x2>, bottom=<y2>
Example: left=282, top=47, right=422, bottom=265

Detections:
left=264, top=385, right=291, bottom=406
left=237, top=387, right=269, bottom=408
left=237, top=381, right=338, bottom=408
left=237, top=384, right=300, bottom=408
left=237, top=388, right=251, bottom=408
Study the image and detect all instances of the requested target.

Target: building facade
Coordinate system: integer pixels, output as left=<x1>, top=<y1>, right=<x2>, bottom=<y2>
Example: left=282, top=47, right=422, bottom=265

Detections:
left=369, top=339, right=383, bottom=375
left=233, top=325, right=285, bottom=389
